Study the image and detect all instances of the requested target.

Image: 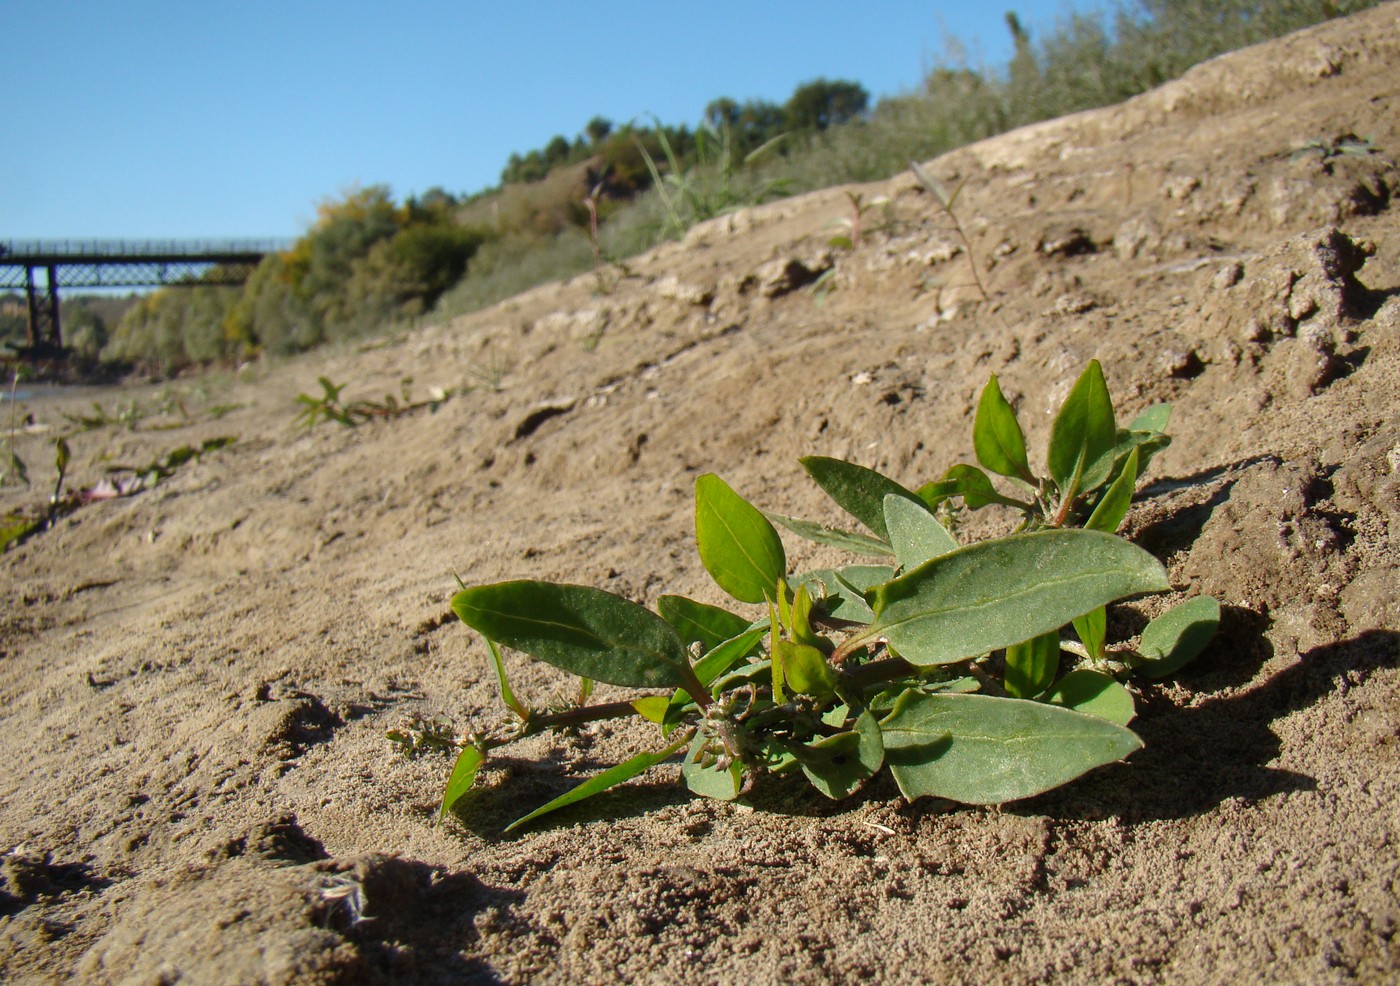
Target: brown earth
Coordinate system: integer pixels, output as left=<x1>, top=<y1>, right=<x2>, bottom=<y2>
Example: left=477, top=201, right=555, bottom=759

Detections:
left=3, top=7, right=1400, bottom=983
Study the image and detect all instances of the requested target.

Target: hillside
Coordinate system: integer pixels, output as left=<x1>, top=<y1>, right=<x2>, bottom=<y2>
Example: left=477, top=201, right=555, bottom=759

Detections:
left=2, top=5, right=1398, bottom=982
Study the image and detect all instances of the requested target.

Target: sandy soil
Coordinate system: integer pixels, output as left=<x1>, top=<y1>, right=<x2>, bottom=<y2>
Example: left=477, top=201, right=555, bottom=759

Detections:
left=3, top=7, right=1399, bottom=983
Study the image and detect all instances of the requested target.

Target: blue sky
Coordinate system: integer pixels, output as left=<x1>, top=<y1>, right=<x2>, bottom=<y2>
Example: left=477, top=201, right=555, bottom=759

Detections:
left=3, top=1, right=1095, bottom=241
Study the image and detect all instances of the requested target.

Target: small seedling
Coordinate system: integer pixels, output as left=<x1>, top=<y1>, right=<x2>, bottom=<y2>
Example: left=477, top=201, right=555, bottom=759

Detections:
left=1, top=371, right=27, bottom=488
left=910, top=161, right=989, bottom=302
left=437, top=362, right=1218, bottom=830
left=827, top=190, right=891, bottom=251
left=294, top=376, right=452, bottom=430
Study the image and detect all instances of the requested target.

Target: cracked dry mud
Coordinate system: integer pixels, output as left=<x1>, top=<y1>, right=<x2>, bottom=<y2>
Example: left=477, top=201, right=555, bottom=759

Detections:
left=3, top=7, right=1400, bottom=983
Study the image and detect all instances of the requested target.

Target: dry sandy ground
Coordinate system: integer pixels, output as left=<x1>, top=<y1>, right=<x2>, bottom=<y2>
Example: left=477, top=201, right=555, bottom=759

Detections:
left=3, top=7, right=1400, bottom=983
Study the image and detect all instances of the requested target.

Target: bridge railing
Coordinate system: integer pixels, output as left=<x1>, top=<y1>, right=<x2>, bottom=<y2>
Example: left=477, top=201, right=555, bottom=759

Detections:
left=0, top=239, right=292, bottom=261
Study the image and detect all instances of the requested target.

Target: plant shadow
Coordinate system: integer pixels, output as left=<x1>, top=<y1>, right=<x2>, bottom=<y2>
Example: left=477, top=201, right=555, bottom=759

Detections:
left=1018, top=627, right=1399, bottom=824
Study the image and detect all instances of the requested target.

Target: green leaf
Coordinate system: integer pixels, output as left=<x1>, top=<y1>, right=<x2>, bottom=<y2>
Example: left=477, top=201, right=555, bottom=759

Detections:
left=657, top=594, right=751, bottom=653
left=880, top=691, right=1143, bottom=804
left=884, top=493, right=959, bottom=571
left=483, top=637, right=528, bottom=720
left=1004, top=631, right=1060, bottom=699
left=1131, top=596, right=1221, bottom=678
left=766, top=511, right=894, bottom=557
left=973, top=374, right=1032, bottom=481
left=695, top=474, right=787, bottom=604
left=800, top=712, right=884, bottom=799
left=790, top=565, right=894, bottom=623
left=682, top=734, right=744, bottom=800
left=918, top=464, right=1026, bottom=511
left=1129, top=403, right=1171, bottom=434
left=438, top=744, right=485, bottom=822
left=1072, top=606, right=1107, bottom=662
left=778, top=640, right=837, bottom=699
left=787, top=583, right=827, bottom=651
left=1047, top=360, right=1117, bottom=496
left=1085, top=448, right=1139, bottom=533
left=868, top=529, right=1169, bottom=667
left=1043, top=670, right=1135, bottom=725
left=631, top=696, right=671, bottom=723
left=452, top=581, right=688, bottom=689
left=506, top=733, right=692, bottom=832
left=798, top=455, right=923, bottom=541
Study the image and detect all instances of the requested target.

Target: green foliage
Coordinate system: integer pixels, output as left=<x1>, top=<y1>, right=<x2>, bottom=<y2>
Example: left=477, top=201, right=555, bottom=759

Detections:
left=294, top=376, right=453, bottom=429
left=437, top=364, right=1219, bottom=830
left=783, top=78, right=869, bottom=132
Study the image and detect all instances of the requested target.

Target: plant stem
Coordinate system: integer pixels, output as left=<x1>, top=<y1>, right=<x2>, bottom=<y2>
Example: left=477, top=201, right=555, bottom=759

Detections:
left=527, top=700, right=651, bottom=733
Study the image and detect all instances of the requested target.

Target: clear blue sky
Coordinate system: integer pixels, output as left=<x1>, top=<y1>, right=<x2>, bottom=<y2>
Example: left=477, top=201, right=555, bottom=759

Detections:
left=3, top=1, right=1094, bottom=241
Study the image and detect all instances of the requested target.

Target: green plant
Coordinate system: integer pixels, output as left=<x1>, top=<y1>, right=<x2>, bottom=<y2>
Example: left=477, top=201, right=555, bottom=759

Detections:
left=1, top=371, right=27, bottom=488
left=827, top=190, right=891, bottom=251
left=909, top=161, right=988, bottom=302
left=637, top=119, right=789, bottom=239
left=1, top=434, right=238, bottom=552
left=438, top=362, right=1218, bottom=830
left=293, top=376, right=452, bottom=430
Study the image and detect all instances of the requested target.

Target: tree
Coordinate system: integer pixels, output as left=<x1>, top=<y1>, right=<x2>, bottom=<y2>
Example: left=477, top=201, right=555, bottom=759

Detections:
left=784, top=78, right=869, bottom=132
left=584, top=115, right=613, bottom=146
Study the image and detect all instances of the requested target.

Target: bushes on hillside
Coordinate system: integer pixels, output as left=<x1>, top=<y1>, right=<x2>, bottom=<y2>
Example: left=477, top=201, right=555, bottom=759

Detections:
left=106, top=186, right=490, bottom=370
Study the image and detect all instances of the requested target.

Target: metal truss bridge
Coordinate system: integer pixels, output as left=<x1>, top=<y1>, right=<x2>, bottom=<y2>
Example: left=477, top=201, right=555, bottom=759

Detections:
left=0, top=239, right=288, bottom=358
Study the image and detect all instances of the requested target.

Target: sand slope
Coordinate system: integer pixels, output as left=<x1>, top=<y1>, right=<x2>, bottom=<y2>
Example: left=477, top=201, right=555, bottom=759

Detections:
left=3, top=6, right=1399, bottom=983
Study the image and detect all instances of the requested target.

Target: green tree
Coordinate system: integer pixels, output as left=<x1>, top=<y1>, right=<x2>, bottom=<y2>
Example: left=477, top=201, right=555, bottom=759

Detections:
left=784, top=79, right=869, bottom=132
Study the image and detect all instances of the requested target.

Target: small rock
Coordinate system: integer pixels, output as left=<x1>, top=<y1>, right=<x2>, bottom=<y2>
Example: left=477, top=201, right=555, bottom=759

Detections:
left=1213, top=262, right=1244, bottom=290
left=653, top=275, right=713, bottom=306
left=1160, top=348, right=1205, bottom=379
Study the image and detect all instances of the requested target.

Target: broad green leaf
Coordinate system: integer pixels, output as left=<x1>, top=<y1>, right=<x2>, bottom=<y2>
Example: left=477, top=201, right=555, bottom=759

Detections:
left=800, top=712, right=884, bottom=799
left=974, top=374, right=1032, bottom=481
left=682, top=734, right=744, bottom=800
left=884, top=493, right=959, bottom=571
left=453, top=581, right=688, bottom=688
left=1004, top=631, right=1060, bottom=699
left=1131, top=596, right=1221, bottom=678
left=631, top=696, right=671, bottom=723
left=484, top=637, right=528, bottom=720
left=798, top=455, right=923, bottom=542
left=438, top=744, right=485, bottom=822
left=881, top=691, right=1143, bottom=804
left=1072, top=606, right=1107, bottom=662
left=869, top=529, right=1169, bottom=667
left=1129, top=403, right=1171, bottom=434
left=1047, top=360, right=1117, bottom=496
left=657, top=594, right=751, bottom=653
left=695, top=474, right=787, bottom=604
left=766, top=511, right=894, bottom=557
left=1085, top=448, right=1140, bottom=533
left=1044, top=670, right=1135, bottom=725
left=778, top=640, right=837, bottom=698
left=919, top=464, right=1026, bottom=511
left=506, top=733, right=692, bottom=832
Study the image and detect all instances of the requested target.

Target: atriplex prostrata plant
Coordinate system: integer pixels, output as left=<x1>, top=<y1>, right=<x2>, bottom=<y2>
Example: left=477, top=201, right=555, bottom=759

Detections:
left=910, top=160, right=989, bottom=302
left=440, top=361, right=1219, bottom=830
left=294, top=376, right=452, bottom=430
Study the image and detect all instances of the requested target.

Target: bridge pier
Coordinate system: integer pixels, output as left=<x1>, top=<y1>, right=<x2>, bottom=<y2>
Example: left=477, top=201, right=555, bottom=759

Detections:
left=23, top=264, right=62, bottom=355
